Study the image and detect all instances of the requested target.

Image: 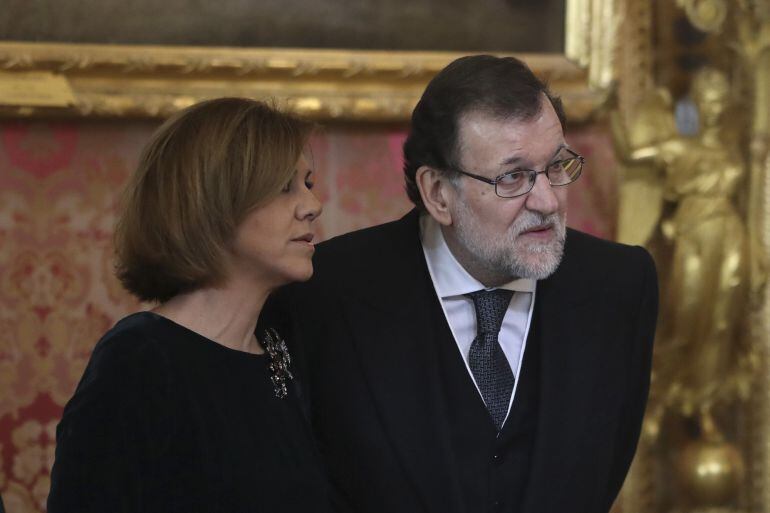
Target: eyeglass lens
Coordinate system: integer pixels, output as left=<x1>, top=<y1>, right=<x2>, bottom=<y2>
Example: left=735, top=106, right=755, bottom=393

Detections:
left=495, top=158, right=582, bottom=198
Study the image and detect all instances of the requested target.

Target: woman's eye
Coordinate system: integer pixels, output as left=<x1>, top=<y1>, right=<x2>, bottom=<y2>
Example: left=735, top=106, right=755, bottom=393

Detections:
left=281, top=181, right=292, bottom=193
left=304, top=171, right=315, bottom=189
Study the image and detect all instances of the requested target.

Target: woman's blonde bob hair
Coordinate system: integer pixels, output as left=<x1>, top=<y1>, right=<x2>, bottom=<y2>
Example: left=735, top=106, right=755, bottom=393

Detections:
left=114, top=97, right=314, bottom=303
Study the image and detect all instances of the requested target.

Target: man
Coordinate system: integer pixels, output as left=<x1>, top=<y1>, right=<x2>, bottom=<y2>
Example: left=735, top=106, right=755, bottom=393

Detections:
left=265, top=55, right=657, bottom=513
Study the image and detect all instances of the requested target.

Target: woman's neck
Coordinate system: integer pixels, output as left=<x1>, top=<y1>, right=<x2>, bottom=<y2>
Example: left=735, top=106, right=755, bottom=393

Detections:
left=152, top=278, right=272, bottom=354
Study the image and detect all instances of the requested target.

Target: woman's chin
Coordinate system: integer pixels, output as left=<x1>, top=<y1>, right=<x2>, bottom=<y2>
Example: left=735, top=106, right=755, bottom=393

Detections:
left=285, top=263, right=314, bottom=284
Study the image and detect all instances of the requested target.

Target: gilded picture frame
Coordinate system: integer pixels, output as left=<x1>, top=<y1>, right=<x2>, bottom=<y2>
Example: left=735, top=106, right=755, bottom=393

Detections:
left=0, top=0, right=620, bottom=122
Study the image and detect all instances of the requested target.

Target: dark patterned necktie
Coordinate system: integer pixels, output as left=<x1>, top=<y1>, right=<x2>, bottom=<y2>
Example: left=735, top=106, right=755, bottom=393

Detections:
left=466, top=289, right=515, bottom=431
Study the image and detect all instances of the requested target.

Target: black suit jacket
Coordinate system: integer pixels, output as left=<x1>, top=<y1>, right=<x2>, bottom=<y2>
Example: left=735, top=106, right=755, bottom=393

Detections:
left=266, top=210, right=657, bottom=513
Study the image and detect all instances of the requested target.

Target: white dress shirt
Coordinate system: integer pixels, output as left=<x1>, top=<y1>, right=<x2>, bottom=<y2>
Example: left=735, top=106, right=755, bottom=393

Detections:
left=419, top=214, right=536, bottom=424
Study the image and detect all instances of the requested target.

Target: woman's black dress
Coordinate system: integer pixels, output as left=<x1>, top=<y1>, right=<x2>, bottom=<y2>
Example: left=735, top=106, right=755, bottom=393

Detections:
left=48, top=312, right=333, bottom=513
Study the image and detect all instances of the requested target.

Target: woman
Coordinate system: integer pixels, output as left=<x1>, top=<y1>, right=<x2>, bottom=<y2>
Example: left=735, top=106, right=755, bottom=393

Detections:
left=48, top=98, right=331, bottom=512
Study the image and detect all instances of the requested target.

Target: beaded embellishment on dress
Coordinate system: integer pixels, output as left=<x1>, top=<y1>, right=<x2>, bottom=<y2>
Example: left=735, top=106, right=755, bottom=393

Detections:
left=260, top=328, right=294, bottom=399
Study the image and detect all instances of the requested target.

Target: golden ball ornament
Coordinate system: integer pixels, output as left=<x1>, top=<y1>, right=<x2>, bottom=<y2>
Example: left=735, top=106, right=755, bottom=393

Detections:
left=677, top=438, right=745, bottom=506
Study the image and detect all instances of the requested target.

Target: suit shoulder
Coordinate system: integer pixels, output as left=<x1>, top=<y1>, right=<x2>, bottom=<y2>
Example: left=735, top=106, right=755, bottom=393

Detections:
left=316, top=215, right=408, bottom=259
left=566, top=228, right=655, bottom=271
left=554, top=231, right=658, bottom=335
left=279, top=212, right=419, bottom=303
left=311, top=212, right=419, bottom=279
left=561, top=229, right=656, bottom=293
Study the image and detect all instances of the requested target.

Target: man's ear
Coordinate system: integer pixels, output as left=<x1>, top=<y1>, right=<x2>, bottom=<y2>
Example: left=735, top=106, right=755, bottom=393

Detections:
left=416, top=166, right=454, bottom=226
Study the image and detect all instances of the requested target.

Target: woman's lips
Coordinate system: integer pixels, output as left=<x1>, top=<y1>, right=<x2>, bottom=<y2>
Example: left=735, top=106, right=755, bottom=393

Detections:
left=291, top=233, right=315, bottom=247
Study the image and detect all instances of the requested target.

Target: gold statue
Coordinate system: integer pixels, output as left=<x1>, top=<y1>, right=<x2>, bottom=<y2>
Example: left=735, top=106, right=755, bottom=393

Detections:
left=613, top=67, right=760, bottom=426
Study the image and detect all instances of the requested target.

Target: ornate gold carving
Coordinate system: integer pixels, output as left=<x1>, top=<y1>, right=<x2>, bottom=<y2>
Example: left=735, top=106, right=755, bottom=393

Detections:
left=614, top=0, right=654, bottom=123
left=615, top=67, right=760, bottom=423
left=695, top=2, right=770, bottom=511
left=0, top=43, right=603, bottom=122
left=566, top=0, right=620, bottom=89
left=0, top=0, right=618, bottom=122
left=676, top=0, right=728, bottom=32
left=675, top=412, right=746, bottom=509
left=0, top=71, right=75, bottom=107
left=609, top=5, right=657, bottom=513
left=614, top=1, right=770, bottom=511
left=0, top=44, right=423, bottom=120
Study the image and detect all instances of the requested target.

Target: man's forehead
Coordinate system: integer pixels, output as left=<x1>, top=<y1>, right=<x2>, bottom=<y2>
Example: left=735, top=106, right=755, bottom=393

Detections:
left=458, top=108, right=531, bottom=130
left=456, top=108, right=566, bottom=165
left=456, top=110, right=528, bottom=151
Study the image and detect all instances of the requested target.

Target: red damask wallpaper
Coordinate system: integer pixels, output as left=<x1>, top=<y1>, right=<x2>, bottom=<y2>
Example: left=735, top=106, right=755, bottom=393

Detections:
left=0, top=119, right=618, bottom=513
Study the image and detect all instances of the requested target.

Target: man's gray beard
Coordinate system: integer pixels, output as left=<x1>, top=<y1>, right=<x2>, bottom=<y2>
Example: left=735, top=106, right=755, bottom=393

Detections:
left=452, top=202, right=567, bottom=282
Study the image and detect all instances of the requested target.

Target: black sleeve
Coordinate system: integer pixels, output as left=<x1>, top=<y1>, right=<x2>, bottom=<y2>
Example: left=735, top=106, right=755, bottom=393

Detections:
left=602, top=247, right=658, bottom=511
left=47, top=331, right=174, bottom=513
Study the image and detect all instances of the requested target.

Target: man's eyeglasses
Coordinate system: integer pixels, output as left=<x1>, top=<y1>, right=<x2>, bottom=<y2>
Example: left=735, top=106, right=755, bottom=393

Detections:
left=451, top=148, right=584, bottom=198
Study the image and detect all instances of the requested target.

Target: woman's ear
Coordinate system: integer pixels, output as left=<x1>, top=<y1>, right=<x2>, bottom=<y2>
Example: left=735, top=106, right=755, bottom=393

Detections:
left=415, top=166, right=454, bottom=226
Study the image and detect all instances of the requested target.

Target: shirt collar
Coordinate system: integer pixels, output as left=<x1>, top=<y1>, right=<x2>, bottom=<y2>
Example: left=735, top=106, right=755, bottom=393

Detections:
left=419, top=214, right=536, bottom=299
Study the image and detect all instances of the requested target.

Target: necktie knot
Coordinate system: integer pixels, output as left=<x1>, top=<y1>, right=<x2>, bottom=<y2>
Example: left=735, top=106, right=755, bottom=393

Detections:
left=466, top=289, right=514, bottom=335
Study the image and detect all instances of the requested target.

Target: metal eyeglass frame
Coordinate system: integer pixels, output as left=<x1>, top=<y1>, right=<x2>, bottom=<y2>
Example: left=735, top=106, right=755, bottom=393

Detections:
left=450, top=148, right=585, bottom=198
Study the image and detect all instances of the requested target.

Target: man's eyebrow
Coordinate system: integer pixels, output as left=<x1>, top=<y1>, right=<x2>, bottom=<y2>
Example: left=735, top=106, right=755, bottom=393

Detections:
left=498, top=143, right=567, bottom=167
left=499, top=155, right=525, bottom=167
left=549, top=144, right=569, bottom=162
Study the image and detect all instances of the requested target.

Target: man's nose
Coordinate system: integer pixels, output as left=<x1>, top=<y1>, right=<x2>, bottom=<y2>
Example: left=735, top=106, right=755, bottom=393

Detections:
left=524, top=173, right=560, bottom=214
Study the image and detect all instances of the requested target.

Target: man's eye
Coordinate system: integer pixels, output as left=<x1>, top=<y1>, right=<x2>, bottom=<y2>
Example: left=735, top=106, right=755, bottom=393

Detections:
left=550, top=159, right=573, bottom=175
left=498, top=171, right=526, bottom=185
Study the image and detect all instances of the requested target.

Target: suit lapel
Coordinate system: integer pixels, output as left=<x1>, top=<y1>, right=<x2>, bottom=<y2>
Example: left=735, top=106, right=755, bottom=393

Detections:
left=342, top=211, right=466, bottom=513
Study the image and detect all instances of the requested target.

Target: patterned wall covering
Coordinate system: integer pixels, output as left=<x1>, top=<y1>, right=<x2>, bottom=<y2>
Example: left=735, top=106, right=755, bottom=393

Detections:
left=0, top=119, right=618, bottom=512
